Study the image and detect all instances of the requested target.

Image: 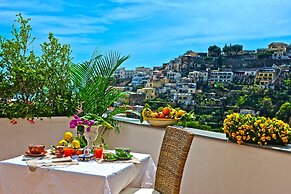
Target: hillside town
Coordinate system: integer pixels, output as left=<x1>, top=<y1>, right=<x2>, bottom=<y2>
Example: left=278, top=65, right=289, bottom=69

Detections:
left=114, top=42, right=291, bottom=131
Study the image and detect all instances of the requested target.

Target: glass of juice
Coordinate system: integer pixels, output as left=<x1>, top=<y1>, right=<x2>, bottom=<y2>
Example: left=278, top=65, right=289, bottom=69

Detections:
left=94, top=146, right=103, bottom=159
left=63, top=147, right=73, bottom=157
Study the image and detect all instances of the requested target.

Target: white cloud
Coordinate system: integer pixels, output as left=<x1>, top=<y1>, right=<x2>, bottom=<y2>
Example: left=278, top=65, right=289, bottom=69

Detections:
left=1, top=0, right=291, bottom=67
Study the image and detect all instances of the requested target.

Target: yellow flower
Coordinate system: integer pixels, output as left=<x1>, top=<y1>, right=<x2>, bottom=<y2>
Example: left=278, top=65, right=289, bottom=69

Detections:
left=258, top=141, right=262, bottom=145
left=239, top=130, right=245, bottom=135
left=278, top=121, right=284, bottom=127
left=224, top=113, right=291, bottom=145
left=260, top=127, right=266, bottom=133
left=272, top=134, right=277, bottom=139
left=282, top=137, right=288, bottom=143
left=237, top=140, right=243, bottom=144
left=64, top=131, right=73, bottom=142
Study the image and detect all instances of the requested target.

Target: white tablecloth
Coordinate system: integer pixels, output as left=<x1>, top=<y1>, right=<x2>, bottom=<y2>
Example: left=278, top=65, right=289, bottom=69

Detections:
left=0, top=152, right=156, bottom=194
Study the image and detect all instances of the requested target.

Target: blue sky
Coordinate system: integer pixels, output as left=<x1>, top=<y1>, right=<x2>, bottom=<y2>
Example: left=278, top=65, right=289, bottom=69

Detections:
left=1, top=0, right=291, bottom=69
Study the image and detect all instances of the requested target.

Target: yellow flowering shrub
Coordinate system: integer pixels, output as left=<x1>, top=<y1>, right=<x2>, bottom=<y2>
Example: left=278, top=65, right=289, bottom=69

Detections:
left=223, top=113, right=291, bottom=145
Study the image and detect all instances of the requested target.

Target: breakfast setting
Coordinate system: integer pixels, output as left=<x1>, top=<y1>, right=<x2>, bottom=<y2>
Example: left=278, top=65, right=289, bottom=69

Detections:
left=22, top=130, right=141, bottom=172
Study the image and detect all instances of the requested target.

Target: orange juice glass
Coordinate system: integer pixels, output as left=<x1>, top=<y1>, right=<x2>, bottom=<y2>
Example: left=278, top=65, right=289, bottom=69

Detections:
left=64, top=147, right=73, bottom=157
left=94, top=147, right=103, bottom=159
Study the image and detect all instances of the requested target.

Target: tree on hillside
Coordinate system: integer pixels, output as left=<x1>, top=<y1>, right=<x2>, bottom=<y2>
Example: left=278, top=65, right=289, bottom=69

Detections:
left=223, top=44, right=232, bottom=56
left=257, top=51, right=273, bottom=60
left=276, top=102, right=291, bottom=124
left=232, top=44, right=243, bottom=55
left=223, top=44, right=243, bottom=55
left=208, top=45, right=221, bottom=57
left=259, top=97, right=275, bottom=118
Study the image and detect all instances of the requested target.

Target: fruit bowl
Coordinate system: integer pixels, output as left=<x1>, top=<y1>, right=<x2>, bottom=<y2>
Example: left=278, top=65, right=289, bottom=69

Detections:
left=146, top=118, right=178, bottom=127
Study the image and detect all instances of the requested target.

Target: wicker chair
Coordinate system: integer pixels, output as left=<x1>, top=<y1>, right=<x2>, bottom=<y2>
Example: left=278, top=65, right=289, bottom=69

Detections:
left=120, top=126, right=194, bottom=194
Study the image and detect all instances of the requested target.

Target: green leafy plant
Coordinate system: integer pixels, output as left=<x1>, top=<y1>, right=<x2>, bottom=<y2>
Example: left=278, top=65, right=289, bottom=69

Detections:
left=276, top=102, right=291, bottom=124
left=70, top=49, right=129, bottom=137
left=0, top=14, right=78, bottom=119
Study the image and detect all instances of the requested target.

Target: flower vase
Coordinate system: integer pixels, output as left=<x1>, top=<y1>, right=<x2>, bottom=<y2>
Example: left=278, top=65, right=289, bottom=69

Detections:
left=83, top=125, right=101, bottom=150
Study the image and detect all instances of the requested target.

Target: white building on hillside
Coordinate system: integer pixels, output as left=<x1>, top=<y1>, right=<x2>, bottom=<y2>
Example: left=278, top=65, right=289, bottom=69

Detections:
left=209, top=70, right=233, bottom=83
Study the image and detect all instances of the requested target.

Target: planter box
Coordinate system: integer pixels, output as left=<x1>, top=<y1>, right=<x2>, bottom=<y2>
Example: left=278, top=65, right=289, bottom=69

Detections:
left=0, top=117, right=72, bottom=160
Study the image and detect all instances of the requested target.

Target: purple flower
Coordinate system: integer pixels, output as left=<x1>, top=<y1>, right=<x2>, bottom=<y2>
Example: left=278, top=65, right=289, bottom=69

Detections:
left=86, top=127, right=91, bottom=132
left=83, top=119, right=90, bottom=125
left=88, top=120, right=95, bottom=126
left=77, top=120, right=83, bottom=125
left=69, top=124, right=76, bottom=128
left=70, top=120, right=77, bottom=125
left=73, top=114, right=80, bottom=119
left=69, top=120, right=77, bottom=128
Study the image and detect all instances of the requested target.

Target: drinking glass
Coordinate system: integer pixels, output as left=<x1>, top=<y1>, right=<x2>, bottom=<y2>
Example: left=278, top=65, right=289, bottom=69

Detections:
left=64, top=147, right=73, bottom=157
left=94, top=146, right=103, bottom=159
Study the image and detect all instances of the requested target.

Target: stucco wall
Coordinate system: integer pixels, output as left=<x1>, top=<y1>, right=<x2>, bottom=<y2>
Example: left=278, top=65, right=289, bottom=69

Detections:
left=2, top=117, right=291, bottom=194
left=0, top=117, right=72, bottom=160
left=106, top=119, right=291, bottom=194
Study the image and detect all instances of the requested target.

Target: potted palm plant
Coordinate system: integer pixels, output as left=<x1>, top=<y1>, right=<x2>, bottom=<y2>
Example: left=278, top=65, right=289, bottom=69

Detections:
left=70, top=49, right=129, bottom=147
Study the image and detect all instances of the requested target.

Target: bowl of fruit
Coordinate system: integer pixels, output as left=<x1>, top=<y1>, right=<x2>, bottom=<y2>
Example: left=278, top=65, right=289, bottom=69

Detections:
left=141, top=106, right=186, bottom=127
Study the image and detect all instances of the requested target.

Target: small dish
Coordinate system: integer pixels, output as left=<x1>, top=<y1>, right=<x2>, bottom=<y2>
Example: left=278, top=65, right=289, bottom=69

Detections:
left=28, top=144, right=45, bottom=154
left=25, top=150, right=47, bottom=157
left=104, top=158, right=117, bottom=162
left=115, top=147, right=131, bottom=154
left=117, top=154, right=133, bottom=160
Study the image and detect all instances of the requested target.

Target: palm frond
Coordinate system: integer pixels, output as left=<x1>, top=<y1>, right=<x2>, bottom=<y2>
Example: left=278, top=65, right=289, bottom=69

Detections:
left=92, top=50, right=129, bottom=79
left=70, top=49, right=129, bottom=120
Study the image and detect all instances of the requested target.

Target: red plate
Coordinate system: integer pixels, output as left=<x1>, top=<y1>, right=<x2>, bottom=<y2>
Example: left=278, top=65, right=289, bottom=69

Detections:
left=25, top=150, right=47, bottom=157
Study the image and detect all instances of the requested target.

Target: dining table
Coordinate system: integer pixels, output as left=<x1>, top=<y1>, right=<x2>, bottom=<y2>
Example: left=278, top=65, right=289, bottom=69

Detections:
left=0, top=151, right=156, bottom=194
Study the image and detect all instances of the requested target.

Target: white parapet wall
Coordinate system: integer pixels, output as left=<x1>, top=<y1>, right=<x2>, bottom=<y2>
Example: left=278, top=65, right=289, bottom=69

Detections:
left=107, top=117, right=291, bottom=194
left=2, top=116, right=291, bottom=194
left=0, top=117, right=72, bottom=160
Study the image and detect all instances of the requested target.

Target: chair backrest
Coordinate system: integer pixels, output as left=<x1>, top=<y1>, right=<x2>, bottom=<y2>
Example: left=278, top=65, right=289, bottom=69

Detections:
left=154, top=126, right=194, bottom=194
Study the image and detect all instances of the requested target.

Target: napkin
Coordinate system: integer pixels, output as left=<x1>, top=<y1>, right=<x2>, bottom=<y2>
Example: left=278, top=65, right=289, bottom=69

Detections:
left=26, top=156, right=78, bottom=172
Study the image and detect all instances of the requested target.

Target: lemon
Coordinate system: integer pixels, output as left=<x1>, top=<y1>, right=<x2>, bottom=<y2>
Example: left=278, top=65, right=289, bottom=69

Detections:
left=58, top=139, right=68, bottom=146
left=64, top=131, right=73, bottom=142
left=71, top=139, right=80, bottom=149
